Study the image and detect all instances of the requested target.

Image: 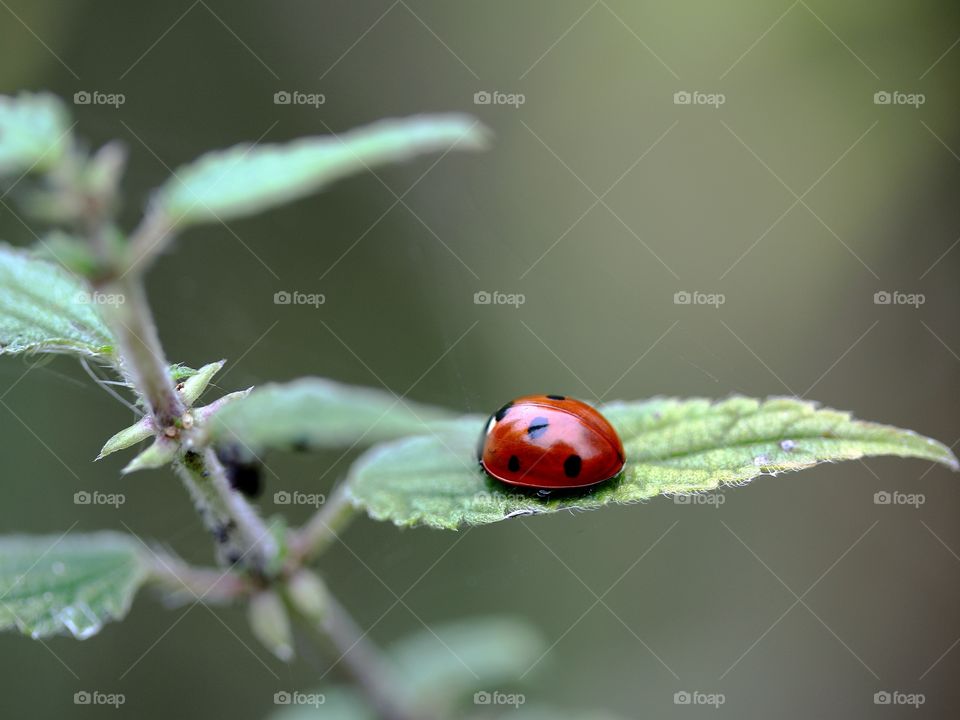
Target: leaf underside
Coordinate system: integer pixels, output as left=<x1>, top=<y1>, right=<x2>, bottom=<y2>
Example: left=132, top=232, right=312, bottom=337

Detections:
left=0, top=532, right=148, bottom=639
left=0, top=244, right=115, bottom=358
left=208, top=377, right=459, bottom=455
left=157, top=114, right=488, bottom=227
left=346, top=396, right=958, bottom=530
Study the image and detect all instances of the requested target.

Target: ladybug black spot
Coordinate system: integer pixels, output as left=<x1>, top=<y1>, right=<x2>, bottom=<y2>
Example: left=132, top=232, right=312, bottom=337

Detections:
left=563, top=454, right=582, bottom=478
left=546, top=394, right=566, bottom=401
left=527, top=416, right=550, bottom=439
left=508, top=455, right=521, bottom=472
left=494, top=402, right=514, bottom=422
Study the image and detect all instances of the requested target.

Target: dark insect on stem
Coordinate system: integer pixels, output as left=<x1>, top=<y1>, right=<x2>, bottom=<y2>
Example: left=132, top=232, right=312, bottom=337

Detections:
left=215, top=444, right=264, bottom=499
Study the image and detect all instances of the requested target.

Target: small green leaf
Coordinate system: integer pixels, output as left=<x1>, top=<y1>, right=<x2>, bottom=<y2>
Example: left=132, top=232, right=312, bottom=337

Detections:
left=97, top=416, right=153, bottom=460
left=179, top=359, right=224, bottom=406
left=169, top=363, right=198, bottom=382
left=248, top=589, right=293, bottom=662
left=156, top=114, right=488, bottom=227
left=32, top=231, right=100, bottom=277
left=285, top=569, right=327, bottom=624
left=193, top=388, right=251, bottom=425
left=347, top=397, right=959, bottom=529
left=0, top=532, right=149, bottom=639
left=121, top=437, right=177, bottom=474
left=0, top=243, right=115, bottom=358
left=0, top=93, right=71, bottom=177
left=207, top=377, right=459, bottom=454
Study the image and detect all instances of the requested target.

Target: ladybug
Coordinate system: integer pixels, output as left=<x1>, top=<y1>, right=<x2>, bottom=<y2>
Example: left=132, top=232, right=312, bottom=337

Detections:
left=478, top=394, right=625, bottom=494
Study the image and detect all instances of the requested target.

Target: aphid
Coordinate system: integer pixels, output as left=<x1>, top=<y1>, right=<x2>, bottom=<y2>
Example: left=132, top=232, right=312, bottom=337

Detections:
left=215, top=444, right=263, bottom=499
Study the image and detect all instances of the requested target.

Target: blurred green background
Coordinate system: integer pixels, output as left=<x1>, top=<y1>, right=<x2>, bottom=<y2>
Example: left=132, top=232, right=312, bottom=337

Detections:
left=2, top=1, right=959, bottom=717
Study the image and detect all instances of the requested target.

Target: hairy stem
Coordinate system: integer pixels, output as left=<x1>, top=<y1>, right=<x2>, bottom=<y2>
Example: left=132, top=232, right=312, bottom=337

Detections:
left=101, top=271, right=277, bottom=574
left=102, top=275, right=183, bottom=427
left=200, top=447, right=278, bottom=572
left=125, top=209, right=175, bottom=277
left=145, top=551, right=251, bottom=604
left=176, top=448, right=278, bottom=574
left=289, top=483, right=357, bottom=565
left=174, top=451, right=246, bottom=566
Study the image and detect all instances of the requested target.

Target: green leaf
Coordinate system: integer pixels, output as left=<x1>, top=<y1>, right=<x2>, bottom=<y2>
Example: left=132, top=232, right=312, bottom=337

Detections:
left=156, top=114, right=488, bottom=227
left=207, top=377, right=459, bottom=455
left=346, top=397, right=959, bottom=529
left=391, top=617, right=545, bottom=712
left=32, top=231, right=100, bottom=277
left=0, top=244, right=115, bottom=358
left=0, top=532, right=149, bottom=639
left=247, top=589, right=293, bottom=662
left=179, top=359, right=224, bottom=406
left=169, top=363, right=199, bottom=382
left=97, top=416, right=152, bottom=460
left=0, top=93, right=71, bottom=177
left=121, top=437, right=177, bottom=474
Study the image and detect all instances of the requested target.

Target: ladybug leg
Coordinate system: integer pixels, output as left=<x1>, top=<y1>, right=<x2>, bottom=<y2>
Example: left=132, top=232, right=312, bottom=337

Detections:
left=536, top=489, right=551, bottom=499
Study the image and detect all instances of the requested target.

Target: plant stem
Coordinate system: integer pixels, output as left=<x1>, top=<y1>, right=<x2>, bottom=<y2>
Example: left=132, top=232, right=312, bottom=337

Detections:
left=200, top=447, right=278, bottom=572
left=304, top=591, right=426, bottom=720
left=102, top=271, right=277, bottom=574
left=125, top=209, right=175, bottom=277
left=103, top=274, right=183, bottom=428
left=176, top=447, right=277, bottom=574
left=288, top=482, right=357, bottom=565
left=146, top=552, right=251, bottom=603
left=174, top=451, right=246, bottom=565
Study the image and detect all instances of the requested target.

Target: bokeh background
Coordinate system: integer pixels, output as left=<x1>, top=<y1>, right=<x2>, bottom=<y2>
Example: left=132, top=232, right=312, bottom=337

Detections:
left=2, top=1, right=960, bottom=717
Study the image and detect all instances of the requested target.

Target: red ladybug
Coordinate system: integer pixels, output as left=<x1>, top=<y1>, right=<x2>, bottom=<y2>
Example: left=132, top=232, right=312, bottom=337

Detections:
left=478, top=394, right=625, bottom=494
